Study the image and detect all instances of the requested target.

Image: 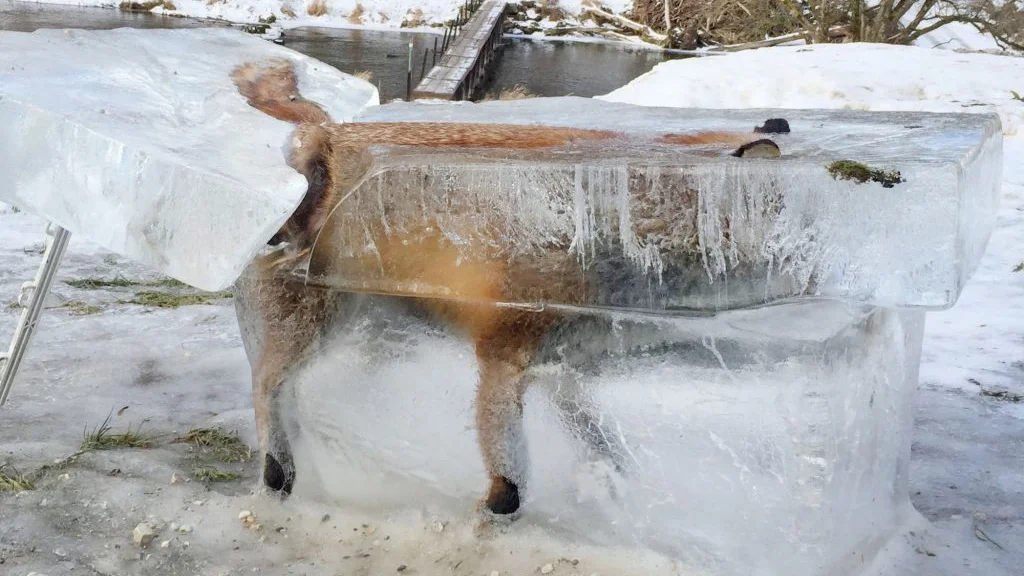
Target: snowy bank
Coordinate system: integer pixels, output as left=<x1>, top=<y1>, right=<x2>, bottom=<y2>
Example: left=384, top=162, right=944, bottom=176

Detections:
left=13, top=0, right=460, bottom=32
left=601, top=43, right=1024, bottom=136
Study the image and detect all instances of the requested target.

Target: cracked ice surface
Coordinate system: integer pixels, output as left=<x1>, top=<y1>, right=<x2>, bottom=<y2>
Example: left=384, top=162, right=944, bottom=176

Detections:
left=0, top=27, right=378, bottom=291
left=304, top=98, right=1002, bottom=312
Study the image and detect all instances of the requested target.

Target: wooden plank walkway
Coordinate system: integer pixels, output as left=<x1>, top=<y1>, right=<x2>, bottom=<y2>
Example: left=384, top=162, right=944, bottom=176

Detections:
left=412, top=0, right=507, bottom=101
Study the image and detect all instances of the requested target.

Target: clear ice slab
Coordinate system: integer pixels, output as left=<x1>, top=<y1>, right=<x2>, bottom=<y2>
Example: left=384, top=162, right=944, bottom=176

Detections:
left=0, top=27, right=378, bottom=291
left=299, top=98, right=1002, bottom=313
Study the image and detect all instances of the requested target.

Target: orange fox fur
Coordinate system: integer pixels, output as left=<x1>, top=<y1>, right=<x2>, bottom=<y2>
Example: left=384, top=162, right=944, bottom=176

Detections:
left=231, top=58, right=785, bottom=514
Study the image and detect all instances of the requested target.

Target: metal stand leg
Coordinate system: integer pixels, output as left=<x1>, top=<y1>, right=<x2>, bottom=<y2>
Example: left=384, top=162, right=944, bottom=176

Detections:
left=0, top=222, right=71, bottom=406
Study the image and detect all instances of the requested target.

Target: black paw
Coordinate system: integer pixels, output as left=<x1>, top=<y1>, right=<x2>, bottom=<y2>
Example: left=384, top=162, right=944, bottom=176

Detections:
left=731, top=138, right=781, bottom=159
left=264, top=452, right=294, bottom=495
left=486, top=476, right=520, bottom=515
left=754, top=118, right=790, bottom=134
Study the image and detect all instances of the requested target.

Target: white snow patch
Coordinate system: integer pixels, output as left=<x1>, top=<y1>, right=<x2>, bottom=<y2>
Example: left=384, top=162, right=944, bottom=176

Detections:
left=601, top=43, right=1024, bottom=136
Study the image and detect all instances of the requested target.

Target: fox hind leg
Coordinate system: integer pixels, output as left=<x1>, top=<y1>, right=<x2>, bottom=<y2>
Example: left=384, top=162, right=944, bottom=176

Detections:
left=475, top=347, right=533, bottom=515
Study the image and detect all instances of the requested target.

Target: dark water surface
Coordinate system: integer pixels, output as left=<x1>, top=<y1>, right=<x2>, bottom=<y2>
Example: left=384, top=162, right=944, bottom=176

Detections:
left=1, top=1, right=680, bottom=101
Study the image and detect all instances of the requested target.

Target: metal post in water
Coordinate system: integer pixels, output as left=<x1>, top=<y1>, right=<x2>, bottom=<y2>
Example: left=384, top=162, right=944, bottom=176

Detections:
left=406, top=41, right=413, bottom=100
left=420, top=47, right=429, bottom=83
left=432, top=37, right=438, bottom=66
left=441, top=28, right=449, bottom=54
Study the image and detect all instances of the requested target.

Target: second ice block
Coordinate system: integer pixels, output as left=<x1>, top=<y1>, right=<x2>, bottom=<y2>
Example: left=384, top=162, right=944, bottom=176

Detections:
left=302, top=99, right=1001, bottom=312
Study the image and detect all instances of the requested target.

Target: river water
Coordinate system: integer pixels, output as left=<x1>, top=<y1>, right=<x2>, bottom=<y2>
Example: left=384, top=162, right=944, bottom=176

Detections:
left=0, top=1, right=681, bottom=101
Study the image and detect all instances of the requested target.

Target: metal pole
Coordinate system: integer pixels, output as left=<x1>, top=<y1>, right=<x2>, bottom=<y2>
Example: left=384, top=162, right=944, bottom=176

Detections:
left=0, top=223, right=71, bottom=407
left=420, top=47, right=429, bottom=83
left=406, top=41, right=413, bottom=100
left=432, top=37, right=438, bottom=66
left=441, top=28, right=449, bottom=54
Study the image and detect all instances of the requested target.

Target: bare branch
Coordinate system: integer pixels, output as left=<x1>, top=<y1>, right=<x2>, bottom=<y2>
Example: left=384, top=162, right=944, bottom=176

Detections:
left=871, top=0, right=895, bottom=42
left=904, top=14, right=971, bottom=40
left=902, top=0, right=940, bottom=36
left=891, top=0, right=922, bottom=23
left=713, top=24, right=847, bottom=51
left=774, top=0, right=816, bottom=32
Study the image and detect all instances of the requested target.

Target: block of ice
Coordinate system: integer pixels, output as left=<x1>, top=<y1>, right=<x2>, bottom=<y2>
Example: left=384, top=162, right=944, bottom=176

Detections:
left=0, top=27, right=378, bottom=292
left=231, top=97, right=1001, bottom=575
left=268, top=295, right=925, bottom=576
left=299, top=97, right=1001, bottom=312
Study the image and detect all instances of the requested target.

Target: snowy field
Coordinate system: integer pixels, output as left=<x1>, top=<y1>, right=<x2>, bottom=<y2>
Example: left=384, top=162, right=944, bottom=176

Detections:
left=1, top=40, right=1023, bottom=576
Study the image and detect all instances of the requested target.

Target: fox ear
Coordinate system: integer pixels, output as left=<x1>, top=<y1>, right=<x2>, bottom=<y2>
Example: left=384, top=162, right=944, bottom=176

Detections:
left=731, top=138, right=781, bottom=158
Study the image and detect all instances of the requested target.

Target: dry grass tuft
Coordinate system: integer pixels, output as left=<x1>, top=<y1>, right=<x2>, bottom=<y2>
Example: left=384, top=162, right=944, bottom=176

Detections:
left=118, top=0, right=169, bottom=10
left=345, top=2, right=364, bottom=24
left=66, top=276, right=187, bottom=290
left=174, top=427, right=253, bottom=463
left=352, top=69, right=374, bottom=82
left=60, top=300, right=103, bottom=316
left=193, top=466, right=240, bottom=482
left=81, top=413, right=154, bottom=452
left=126, top=290, right=232, bottom=309
left=0, top=466, right=34, bottom=492
left=401, top=7, right=426, bottom=28
left=481, top=84, right=535, bottom=101
left=307, top=0, right=328, bottom=17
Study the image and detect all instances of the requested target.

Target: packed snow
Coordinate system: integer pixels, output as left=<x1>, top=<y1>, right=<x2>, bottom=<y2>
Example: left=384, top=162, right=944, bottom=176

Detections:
left=0, top=36, right=1022, bottom=576
left=601, top=43, right=1024, bottom=136
left=0, top=27, right=378, bottom=291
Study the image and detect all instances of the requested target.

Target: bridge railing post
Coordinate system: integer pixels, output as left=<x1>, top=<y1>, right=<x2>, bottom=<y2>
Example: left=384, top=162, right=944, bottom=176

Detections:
left=406, top=41, right=412, bottom=100
left=420, top=47, right=429, bottom=85
left=0, top=222, right=71, bottom=408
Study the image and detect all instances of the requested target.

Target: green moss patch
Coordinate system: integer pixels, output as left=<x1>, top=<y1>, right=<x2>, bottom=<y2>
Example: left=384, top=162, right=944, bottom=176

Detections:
left=126, top=290, right=232, bottom=309
left=827, top=160, right=905, bottom=188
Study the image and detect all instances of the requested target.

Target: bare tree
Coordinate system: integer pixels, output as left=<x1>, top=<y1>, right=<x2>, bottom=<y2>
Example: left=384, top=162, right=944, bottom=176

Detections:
left=624, top=0, right=1024, bottom=50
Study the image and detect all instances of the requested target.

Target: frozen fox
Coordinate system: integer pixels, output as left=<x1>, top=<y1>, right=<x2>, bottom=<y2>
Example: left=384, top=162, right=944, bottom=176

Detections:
left=230, top=58, right=788, bottom=515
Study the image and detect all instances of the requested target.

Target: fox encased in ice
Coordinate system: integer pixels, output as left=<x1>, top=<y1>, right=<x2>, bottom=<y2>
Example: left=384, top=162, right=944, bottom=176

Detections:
left=230, top=58, right=788, bottom=515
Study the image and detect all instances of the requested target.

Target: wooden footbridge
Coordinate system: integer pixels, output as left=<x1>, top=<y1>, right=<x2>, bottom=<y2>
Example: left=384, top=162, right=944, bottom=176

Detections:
left=411, top=0, right=508, bottom=101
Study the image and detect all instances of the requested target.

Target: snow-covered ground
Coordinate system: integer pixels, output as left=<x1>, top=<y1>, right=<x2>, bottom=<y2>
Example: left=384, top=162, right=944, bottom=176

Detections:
left=8, top=0, right=629, bottom=33
left=1, top=41, right=1022, bottom=576
left=13, top=0, right=458, bottom=32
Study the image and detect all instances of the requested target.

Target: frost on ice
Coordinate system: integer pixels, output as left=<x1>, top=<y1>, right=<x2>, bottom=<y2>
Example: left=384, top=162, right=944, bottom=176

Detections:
left=307, top=98, right=1002, bottom=312
left=0, top=27, right=378, bottom=292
